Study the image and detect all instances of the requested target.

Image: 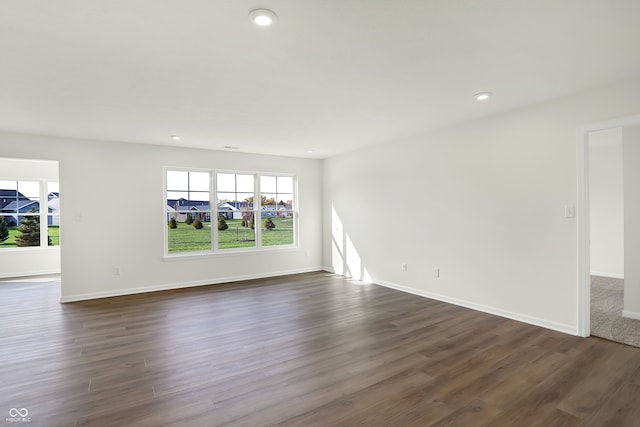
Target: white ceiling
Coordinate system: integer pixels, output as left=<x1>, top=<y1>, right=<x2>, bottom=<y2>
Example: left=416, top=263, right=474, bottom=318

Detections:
left=2, top=1, right=640, bottom=159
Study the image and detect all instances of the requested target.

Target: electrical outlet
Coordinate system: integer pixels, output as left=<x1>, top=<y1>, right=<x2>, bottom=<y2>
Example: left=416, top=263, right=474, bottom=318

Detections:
left=434, top=268, right=440, bottom=278
left=401, top=262, right=408, bottom=272
left=112, top=266, right=121, bottom=276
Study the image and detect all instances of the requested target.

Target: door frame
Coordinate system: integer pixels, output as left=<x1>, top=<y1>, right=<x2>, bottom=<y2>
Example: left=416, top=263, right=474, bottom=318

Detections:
left=576, top=113, right=640, bottom=337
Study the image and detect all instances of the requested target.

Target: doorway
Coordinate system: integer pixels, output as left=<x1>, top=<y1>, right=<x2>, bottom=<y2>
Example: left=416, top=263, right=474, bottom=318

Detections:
left=0, top=157, right=61, bottom=279
left=578, top=114, right=640, bottom=346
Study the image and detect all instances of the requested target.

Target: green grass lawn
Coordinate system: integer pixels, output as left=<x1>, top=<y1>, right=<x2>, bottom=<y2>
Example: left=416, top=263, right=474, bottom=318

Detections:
left=260, top=217, right=294, bottom=247
left=167, top=221, right=212, bottom=252
left=168, top=218, right=294, bottom=252
left=0, top=226, right=59, bottom=247
left=49, top=226, right=60, bottom=246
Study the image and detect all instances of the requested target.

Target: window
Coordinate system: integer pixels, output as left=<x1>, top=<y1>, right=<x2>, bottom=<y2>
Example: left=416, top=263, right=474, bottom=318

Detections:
left=0, top=180, right=60, bottom=248
left=216, top=173, right=255, bottom=249
left=260, top=175, right=294, bottom=247
left=166, top=171, right=211, bottom=252
left=165, top=169, right=296, bottom=254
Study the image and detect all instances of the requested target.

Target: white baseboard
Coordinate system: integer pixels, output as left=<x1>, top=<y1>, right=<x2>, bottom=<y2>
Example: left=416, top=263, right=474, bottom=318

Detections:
left=323, top=266, right=336, bottom=274
left=60, top=266, right=324, bottom=303
left=590, top=271, right=624, bottom=279
left=0, top=269, right=61, bottom=280
left=374, top=279, right=577, bottom=336
left=622, top=310, right=640, bottom=320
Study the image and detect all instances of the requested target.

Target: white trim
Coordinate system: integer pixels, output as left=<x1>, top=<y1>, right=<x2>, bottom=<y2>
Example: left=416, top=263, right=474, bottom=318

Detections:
left=577, top=126, right=591, bottom=337
left=375, top=279, right=577, bottom=336
left=622, top=310, right=640, bottom=320
left=59, top=266, right=324, bottom=303
left=590, top=271, right=624, bottom=279
left=577, top=114, right=640, bottom=337
left=255, top=173, right=262, bottom=249
left=163, top=245, right=299, bottom=260
left=0, top=246, right=60, bottom=254
left=162, top=168, right=169, bottom=255
left=323, top=266, right=336, bottom=274
left=212, top=172, right=218, bottom=251
left=0, top=269, right=61, bottom=280
left=0, top=157, right=59, bottom=181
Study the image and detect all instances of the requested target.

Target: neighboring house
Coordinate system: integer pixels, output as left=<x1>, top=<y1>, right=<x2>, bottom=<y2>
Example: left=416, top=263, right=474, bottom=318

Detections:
left=167, top=199, right=249, bottom=221
left=189, top=203, right=211, bottom=222
left=0, top=189, right=30, bottom=211
left=48, top=193, right=60, bottom=226
left=261, top=205, right=278, bottom=219
left=166, top=199, right=212, bottom=222
left=0, top=200, right=53, bottom=226
left=166, top=205, right=184, bottom=223
left=0, top=190, right=60, bottom=227
left=217, top=202, right=242, bottom=220
left=260, top=204, right=292, bottom=218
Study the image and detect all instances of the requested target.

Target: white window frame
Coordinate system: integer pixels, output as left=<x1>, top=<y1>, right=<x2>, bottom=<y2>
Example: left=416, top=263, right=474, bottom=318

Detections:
left=0, top=179, right=59, bottom=249
left=163, top=168, right=298, bottom=257
left=259, top=174, right=296, bottom=249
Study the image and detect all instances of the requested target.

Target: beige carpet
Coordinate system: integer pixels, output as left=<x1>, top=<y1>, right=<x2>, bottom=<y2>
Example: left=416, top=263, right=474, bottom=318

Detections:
left=591, top=275, right=640, bottom=348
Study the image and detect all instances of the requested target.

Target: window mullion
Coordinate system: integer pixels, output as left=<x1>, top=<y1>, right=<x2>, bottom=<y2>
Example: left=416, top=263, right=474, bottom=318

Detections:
left=255, top=174, right=261, bottom=249
left=39, top=179, right=47, bottom=247
left=212, top=172, right=218, bottom=251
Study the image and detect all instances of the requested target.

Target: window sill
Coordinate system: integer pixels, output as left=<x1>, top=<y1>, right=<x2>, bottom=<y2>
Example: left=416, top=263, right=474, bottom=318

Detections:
left=0, top=246, right=61, bottom=253
left=162, top=245, right=299, bottom=261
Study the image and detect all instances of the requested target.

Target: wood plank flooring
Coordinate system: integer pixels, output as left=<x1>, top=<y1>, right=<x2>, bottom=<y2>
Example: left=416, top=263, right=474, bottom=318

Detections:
left=1, top=272, right=640, bottom=426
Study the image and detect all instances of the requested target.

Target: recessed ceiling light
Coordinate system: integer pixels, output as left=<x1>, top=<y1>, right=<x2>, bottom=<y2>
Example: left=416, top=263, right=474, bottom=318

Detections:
left=474, top=92, right=491, bottom=101
left=249, top=9, right=277, bottom=27
left=306, top=149, right=315, bottom=153
left=170, top=135, right=181, bottom=140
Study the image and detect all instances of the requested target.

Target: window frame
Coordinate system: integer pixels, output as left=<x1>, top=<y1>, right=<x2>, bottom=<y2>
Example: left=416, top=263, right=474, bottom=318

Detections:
left=259, top=175, right=296, bottom=248
left=163, top=168, right=298, bottom=257
left=0, top=179, right=60, bottom=250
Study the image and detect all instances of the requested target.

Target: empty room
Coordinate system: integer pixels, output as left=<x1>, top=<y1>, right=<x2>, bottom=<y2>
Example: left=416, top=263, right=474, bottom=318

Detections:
left=2, top=1, right=640, bottom=426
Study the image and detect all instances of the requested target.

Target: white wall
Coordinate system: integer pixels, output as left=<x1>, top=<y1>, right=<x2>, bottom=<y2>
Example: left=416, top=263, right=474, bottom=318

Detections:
left=588, top=128, right=624, bottom=278
left=0, top=157, right=60, bottom=278
left=0, top=133, right=323, bottom=301
left=323, top=76, right=640, bottom=335
left=623, top=125, right=640, bottom=319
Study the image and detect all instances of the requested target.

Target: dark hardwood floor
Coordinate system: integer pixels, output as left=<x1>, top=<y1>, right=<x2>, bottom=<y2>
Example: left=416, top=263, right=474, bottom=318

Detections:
left=1, top=272, right=640, bottom=426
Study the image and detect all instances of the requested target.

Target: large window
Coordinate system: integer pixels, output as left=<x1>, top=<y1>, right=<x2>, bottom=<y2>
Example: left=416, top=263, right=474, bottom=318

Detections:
left=0, top=180, right=60, bottom=248
left=165, top=170, right=296, bottom=254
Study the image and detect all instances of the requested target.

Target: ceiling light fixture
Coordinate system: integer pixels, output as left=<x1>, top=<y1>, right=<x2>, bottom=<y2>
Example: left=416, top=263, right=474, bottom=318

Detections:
left=474, top=92, right=491, bottom=101
left=306, top=149, right=315, bottom=153
left=170, top=135, right=181, bottom=140
left=249, top=9, right=277, bottom=27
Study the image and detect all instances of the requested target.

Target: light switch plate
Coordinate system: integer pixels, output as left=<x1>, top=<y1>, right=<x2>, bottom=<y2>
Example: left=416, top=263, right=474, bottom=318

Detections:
left=564, top=205, right=576, bottom=218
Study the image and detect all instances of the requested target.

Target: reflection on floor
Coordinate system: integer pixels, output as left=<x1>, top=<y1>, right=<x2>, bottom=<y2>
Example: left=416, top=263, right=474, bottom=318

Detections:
left=591, top=275, right=640, bottom=348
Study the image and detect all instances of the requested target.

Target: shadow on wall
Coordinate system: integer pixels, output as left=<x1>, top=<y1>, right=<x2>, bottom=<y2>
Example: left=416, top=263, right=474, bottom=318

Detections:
left=331, top=206, right=372, bottom=283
